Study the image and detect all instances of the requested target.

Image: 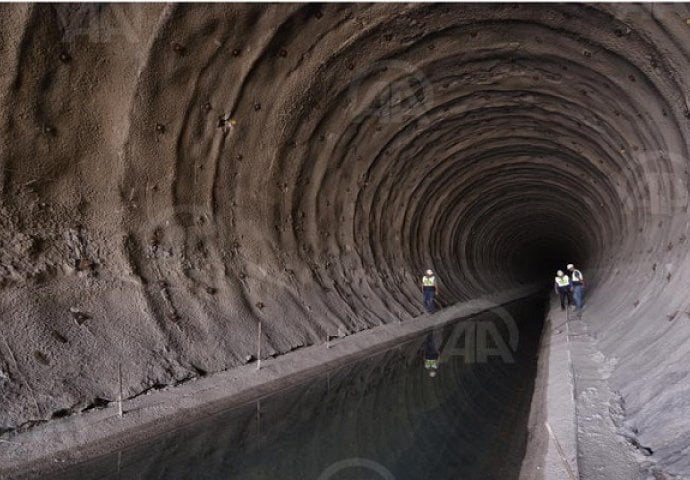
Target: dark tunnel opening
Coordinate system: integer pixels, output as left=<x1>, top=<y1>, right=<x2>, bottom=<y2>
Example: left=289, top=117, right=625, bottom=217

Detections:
left=511, top=240, right=583, bottom=285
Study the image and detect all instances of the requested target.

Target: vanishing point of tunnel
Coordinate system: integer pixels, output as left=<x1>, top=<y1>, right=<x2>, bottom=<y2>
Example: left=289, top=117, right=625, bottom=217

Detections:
left=0, top=3, right=689, bottom=479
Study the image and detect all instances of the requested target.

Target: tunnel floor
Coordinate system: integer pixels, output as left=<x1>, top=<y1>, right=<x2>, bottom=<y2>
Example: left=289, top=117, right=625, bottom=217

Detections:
left=45, top=297, right=546, bottom=480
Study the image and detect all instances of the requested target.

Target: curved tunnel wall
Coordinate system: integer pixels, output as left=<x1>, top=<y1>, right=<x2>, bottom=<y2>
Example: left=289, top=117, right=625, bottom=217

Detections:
left=0, top=2, right=689, bottom=473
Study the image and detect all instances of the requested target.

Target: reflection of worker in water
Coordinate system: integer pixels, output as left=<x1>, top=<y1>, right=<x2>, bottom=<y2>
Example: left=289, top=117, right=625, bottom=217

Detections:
left=424, top=334, right=440, bottom=377
left=421, top=269, right=439, bottom=313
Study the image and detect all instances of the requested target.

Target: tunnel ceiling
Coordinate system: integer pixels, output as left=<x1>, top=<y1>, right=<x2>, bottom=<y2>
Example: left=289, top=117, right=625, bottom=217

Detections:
left=0, top=4, right=689, bottom=471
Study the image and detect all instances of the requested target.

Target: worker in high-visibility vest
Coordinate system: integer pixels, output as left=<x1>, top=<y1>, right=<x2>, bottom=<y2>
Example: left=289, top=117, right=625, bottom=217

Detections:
left=554, top=270, right=572, bottom=310
left=421, top=269, right=439, bottom=313
left=567, top=263, right=585, bottom=310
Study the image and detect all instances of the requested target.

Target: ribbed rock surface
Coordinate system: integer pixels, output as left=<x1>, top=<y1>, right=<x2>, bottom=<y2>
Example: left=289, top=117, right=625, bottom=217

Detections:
left=0, top=3, right=688, bottom=476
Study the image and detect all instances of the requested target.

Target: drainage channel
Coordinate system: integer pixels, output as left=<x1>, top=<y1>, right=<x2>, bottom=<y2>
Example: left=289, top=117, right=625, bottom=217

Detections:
left=46, top=296, right=546, bottom=480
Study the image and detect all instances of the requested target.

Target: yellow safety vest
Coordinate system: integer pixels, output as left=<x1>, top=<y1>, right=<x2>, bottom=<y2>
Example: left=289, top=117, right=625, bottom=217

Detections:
left=555, top=275, right=570, bottom=287
left=422, top=275, right=436, bottom=287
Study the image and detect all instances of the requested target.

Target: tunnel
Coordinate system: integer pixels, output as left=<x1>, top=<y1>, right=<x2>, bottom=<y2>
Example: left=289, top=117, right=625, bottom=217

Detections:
left=0, top=3, right=689, bottom=479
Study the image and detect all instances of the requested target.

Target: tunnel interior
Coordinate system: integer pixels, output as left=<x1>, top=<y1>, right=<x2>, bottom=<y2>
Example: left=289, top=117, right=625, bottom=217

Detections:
left=1, top=2, right=690, bottom=476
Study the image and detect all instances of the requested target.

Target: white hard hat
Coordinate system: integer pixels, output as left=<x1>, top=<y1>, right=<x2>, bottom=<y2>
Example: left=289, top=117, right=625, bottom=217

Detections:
left=557, top=270, right=564, bottom=276
left=567, top=264, right=574, bottom=269
left=426, top=269, right=433, bottom=275
left=429, top=370, right=437, bottom=378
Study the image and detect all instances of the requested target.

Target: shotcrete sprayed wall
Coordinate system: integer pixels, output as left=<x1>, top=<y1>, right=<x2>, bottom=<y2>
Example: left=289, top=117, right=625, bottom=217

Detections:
left=0, top=2, right=689, bottom=474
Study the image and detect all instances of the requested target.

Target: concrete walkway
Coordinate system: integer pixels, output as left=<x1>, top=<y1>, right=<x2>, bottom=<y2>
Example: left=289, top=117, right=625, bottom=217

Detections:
left=0, top=285, right=539, bottom=479
left=520, top=300, right=579, bottom=480
left=568, top=313, right=641, bottom=480
left=521, top=300, right=642, bottom=480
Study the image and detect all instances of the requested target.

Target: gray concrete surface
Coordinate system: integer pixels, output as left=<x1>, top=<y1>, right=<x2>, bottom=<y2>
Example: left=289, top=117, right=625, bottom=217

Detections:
left=522, top=296, right=684, bottom=480
left=520, top=300, right=579, bottom=480
left=568, top=314, right=642, bottom=480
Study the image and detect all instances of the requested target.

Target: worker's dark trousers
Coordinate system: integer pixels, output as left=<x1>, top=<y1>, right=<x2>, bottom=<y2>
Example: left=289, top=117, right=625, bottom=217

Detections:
left=572, top=285, right=584, bottom=309
left=557, top=287, right=572, bottom=310
left=423, top=288, right=436, bottom=313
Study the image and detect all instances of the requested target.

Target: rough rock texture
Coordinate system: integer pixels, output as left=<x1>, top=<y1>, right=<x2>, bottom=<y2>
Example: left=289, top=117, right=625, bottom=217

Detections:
left=0, top=3, right=689, bottom=476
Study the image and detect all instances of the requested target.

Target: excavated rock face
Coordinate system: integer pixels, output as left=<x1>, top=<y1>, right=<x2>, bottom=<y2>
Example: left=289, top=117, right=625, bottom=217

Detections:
left=0, top=2, right=688, bottom=473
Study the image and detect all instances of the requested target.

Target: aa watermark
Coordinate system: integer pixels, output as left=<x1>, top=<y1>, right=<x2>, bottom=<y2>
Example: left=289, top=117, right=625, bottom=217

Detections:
left=317, top=458, right=395, bottom=480
left=55, top=4, right=144, bottom=44
left=438, top=302, right=520, bottom=364
left=135, top=202, right=299, bottom=295
left=607, top=2, right=676, bottom=24
left=346, top=60, right=434, bottom=126
left=138, top=203, right=217, bottom=260
left=616, top=150, right=689, bottom=220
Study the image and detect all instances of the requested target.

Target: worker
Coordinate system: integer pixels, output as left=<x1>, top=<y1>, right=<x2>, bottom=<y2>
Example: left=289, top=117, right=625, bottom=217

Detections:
left=421, top=269, right=439, bottom=313
left=567, top=263, right=585, bottom=310
left=554, top=270, right=572, bottom=310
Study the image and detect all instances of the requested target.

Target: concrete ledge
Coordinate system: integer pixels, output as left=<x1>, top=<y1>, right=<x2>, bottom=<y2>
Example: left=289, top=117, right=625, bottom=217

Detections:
left=520, top=299, right=579, bottom=480
left=568, top=313, right=640, bottom=479
left=521, top=298, right=645, bottom=480
left=0, top=285, right=540, bottom=479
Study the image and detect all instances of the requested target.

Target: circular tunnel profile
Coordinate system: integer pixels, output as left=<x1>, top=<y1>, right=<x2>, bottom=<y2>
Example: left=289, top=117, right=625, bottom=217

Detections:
left=0, top=4, right=689, bottom=475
